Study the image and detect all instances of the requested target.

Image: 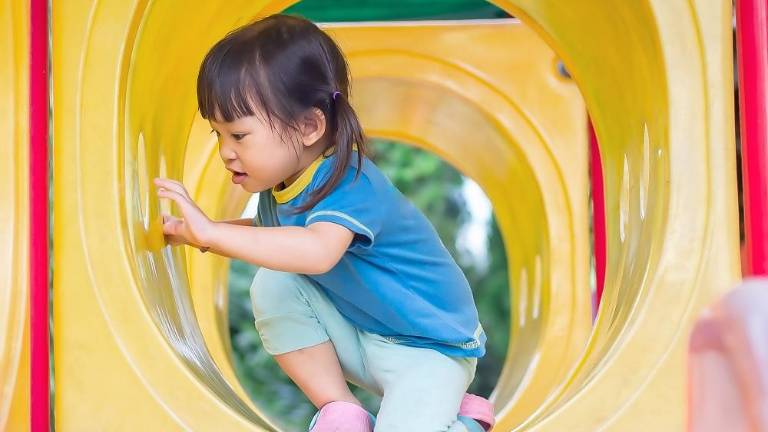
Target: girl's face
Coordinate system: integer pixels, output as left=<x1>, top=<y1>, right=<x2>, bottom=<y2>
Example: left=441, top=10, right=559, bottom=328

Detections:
left=210, top=111, right=303, bottom=194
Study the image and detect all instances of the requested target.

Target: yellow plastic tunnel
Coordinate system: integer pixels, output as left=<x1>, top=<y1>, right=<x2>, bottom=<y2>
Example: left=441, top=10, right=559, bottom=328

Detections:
left=1, top=0, right=737, bottom=430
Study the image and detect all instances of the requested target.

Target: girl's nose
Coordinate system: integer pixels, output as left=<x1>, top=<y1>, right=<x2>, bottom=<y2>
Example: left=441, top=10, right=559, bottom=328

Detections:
left=218, top=142, right=237, bottom=161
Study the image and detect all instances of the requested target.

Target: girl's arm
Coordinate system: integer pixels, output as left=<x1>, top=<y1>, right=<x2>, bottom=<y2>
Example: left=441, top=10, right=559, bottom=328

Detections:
left=162, top=217, right=254, bottom=247
left=204, top=221, right=354, bottom=274
left=153, top=177, right=352, bottom=274
left=219, top=218, right=255, bottom=226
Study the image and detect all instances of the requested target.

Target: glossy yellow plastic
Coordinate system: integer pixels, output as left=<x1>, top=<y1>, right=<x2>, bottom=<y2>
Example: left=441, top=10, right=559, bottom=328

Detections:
left=495, top=1, right=741, bottom=430
left=0, top=1, right=30, bottom=431
left=50, top=0, right=740, bottom=431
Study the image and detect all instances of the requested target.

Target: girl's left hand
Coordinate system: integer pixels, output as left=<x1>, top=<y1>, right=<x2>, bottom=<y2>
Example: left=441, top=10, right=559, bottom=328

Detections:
left=154, top=178, right=215, bottom=248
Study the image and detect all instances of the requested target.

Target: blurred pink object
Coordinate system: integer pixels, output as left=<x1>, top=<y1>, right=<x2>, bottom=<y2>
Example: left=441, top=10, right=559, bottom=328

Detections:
left=688, top=278, right=768, bottom=431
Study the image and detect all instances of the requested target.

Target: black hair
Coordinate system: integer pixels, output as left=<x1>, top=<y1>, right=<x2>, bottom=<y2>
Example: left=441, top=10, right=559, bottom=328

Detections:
left=196, top=13, right=367, bottom=212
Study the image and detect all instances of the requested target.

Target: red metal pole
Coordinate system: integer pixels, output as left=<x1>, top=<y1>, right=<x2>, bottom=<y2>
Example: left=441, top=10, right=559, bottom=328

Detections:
left=589, top=120, right=607, bottom=314
left=29, top=0, right=49, bottom=430
left=736, top=0, right=768, bottom=276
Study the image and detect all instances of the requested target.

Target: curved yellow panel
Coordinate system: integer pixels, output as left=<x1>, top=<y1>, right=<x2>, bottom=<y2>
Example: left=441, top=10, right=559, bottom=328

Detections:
left=0, top=0, right=30, bottom=431
left=53, top=0, right=740, bottom=431
left=491, top=0, right=741, bottom=430
left=53, top=1, right=276, bottom=430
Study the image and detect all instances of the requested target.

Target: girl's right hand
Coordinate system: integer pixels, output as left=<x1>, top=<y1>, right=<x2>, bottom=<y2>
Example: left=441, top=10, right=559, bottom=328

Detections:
left=154, top=177, right=216, bottom=249
left=162, top=214, right=191, bottom=247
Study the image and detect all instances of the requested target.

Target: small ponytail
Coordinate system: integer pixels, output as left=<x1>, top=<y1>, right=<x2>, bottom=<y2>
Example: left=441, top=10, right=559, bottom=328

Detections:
left=293, top=89, right=368, bottom=213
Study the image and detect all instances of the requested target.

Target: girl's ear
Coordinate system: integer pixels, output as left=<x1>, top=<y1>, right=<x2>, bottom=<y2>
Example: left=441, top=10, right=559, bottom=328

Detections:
left=298, top=107, right=327, bottom=147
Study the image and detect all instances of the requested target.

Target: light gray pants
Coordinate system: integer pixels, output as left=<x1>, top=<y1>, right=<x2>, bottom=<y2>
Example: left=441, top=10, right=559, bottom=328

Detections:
left=250, top=268, right=478, bottom=432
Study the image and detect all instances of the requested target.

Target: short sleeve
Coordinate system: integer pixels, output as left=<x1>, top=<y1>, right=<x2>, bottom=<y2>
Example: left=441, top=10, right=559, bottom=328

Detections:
left=256, top=191, right=280, bottom=227
left=304, top=169, right=385, bottom=250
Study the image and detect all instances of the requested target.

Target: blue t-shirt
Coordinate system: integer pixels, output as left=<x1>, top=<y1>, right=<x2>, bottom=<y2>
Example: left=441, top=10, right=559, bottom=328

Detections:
left=255, top=151, right=486, bottom=358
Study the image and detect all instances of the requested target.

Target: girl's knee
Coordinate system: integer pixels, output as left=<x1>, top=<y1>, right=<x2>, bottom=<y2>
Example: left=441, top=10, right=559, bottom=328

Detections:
left=249, top=268, right=309, bottom=318
left=249, top=268, right=330, bottom=355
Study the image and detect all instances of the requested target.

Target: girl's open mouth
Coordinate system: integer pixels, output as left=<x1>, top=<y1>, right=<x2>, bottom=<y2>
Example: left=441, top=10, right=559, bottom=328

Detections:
left=231, top=171, right=248, bottom=184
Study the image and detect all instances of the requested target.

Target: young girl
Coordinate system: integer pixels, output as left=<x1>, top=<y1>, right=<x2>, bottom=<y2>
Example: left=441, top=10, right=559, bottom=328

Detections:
left=154, top=14, right=495, bottom=432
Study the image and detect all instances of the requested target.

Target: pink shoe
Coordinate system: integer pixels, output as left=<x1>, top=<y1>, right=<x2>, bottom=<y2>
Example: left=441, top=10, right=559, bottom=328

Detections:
left=459, top=393, right=495, bottom=431
left=308, top=400, right=375, bottom=432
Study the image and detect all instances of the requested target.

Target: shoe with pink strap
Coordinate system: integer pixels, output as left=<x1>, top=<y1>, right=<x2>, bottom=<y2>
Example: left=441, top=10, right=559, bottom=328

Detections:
left=308, top=401, right=375, bottom=432
left=307, top=393, right=495, bottom=432
left=458, top=393, right=495, bottom=431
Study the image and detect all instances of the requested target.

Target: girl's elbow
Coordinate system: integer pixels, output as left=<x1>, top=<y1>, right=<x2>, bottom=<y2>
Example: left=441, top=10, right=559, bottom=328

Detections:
left=303, top=265, right=328, bottom=275
left=304, top=255, right=340, bottom=275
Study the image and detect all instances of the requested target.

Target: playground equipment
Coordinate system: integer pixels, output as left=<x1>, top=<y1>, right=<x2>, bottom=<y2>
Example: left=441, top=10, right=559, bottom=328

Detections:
left=1, top=1, right=31, bottom=431
left=2, top=0, right=767, bottom=430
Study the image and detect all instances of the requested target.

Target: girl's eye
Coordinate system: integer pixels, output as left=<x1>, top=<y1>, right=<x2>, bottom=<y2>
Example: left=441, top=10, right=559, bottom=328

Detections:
left=209, top=128, right=244, bottom=141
